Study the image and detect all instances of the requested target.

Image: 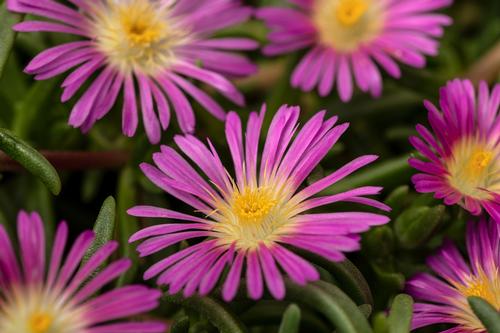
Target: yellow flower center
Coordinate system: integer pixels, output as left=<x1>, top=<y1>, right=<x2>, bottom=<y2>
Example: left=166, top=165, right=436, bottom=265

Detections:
left=446, top=138, right=499, bottom=200
left=91, top=0, right=188, bottom=75
left=29, top=313, right=53, bottom=333
left=452, top=268, right=500, bottom=331
left=336, top=0, right=369, bottom=26
left=233, top=188, right=277, bottom=223
left=312, top=0, right=383, bottom=52
left=211, top=184, right=297, bottom=250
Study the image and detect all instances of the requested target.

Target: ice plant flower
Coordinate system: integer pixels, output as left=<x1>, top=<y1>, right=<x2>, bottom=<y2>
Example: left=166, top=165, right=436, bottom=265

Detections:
left=128, top=104, right=390, bottom=301
left=406, top=218, right=499, bottom=332
left=0, top=211, right=166, bottom=333
left=7, top=0, right=257, bottom=143
left=257, top=0, right=452, bottom=101
left=409, top=79, right=499, bottom=222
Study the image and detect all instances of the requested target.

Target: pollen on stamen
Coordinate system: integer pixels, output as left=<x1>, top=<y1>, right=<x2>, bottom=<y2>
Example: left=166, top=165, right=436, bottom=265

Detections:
left=336, top=0, right=369, bottom=26
left=29, top=313, right=53, bottom=333
left=91, top=0, right=187, bottom=75
left=233, top=187, right=277, bottom=223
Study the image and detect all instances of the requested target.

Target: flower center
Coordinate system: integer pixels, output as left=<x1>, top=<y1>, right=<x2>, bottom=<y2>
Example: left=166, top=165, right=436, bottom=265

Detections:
left=312, top=0, right=383, bottom=52
left=91, top=0, right=188, bottom=75
left=336, top=0, right=369, bottom=26
left=452, top=269, right=500, bottom=331
left=233, top=188, right=277, bottom=223
left=29, top=312, right=53, bottom=333
left=446, top=138, right=499, bottom=200
left=211, top=185, right=296, bottom=250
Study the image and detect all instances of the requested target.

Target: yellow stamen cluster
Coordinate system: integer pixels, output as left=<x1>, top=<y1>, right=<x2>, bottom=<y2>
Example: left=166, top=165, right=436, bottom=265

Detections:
left=451, top=268, right=500, bottom=331
left=233, top=187, right=277, bottom=223
left=446, top=137, right=499, bottom=200
left=29, top=312, right=53, bottom=333
left=211, top=183, right=297, bottom=250
left=336, top=0, right=369, bottom=26
left=312, top=0, right=383, bottom=52
left=91, top=0, right=188, bottom=75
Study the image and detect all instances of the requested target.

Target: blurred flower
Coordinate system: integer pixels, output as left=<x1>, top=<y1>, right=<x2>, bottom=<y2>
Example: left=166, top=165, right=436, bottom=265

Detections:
left=407, top=218, right=499, bottom=332
left=257, top=0, right=452, bottom=101
left=7, top=0, right=257, bottom=143
left=0, top=211, right=166, bottom=333
left=409, top=79, right=499, bottom=222
left=129, top=104, right=390, bottom=301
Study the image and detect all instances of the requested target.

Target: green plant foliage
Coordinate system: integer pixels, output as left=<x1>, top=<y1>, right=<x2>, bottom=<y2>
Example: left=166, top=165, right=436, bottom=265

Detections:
left=468, top=296, right=500, bottom=333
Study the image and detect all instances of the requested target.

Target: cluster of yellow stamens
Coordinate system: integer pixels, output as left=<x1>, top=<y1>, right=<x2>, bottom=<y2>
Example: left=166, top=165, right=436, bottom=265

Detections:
left=452, top=268, right=500, bottom=331
left=212, top=184, right=296, bottom=250
left=446, top=137, right=498, bottom=200
left=29, top=312, right=53, bottom=333
left=90, top=0, right=188, bottom=75
left=312, top=0, right=383, bottom=52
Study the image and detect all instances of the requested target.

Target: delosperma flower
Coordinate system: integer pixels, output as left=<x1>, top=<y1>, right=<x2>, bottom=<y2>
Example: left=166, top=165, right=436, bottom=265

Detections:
left=407, top=218, right=499, bottom=332
left=128, top=105, right=390, bottom=301
left=257, top=0, right=452, bottom=101
left=7, top=0, right=257, bottom=143
left=409, top=79, right=499, bottom=222
left=0, top=211, right=166, bottom=333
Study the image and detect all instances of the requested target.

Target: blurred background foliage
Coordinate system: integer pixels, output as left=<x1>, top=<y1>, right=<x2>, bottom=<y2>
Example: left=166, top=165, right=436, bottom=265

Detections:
left=0, top=0, right=499, bottom=332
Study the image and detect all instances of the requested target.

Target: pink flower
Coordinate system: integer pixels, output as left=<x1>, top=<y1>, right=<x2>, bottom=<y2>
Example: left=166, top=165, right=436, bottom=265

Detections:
left=257, top=0, right=452, bottom=101
left=0, top=211, right=166, bottom=333
left=409, top=79, right=499, bottom=222
left=407, top=218, right=499, bottom=332
left=128, top=105, right=390, bottom=301
left=7, top=0, right=257, bottom=143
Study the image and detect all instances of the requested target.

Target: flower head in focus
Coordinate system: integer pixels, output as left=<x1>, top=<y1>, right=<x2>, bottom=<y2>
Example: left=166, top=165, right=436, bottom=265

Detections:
left=128, top=105, right=390, bottom=301
left=407, top=218, right=499, bottom=332
left=7, top=0, right=257, bottom=143
left=257, top=0, right=452, bottom=101
left=409, top=79, right=499, bottom=222
left=0, top=211, right=166, bottom=333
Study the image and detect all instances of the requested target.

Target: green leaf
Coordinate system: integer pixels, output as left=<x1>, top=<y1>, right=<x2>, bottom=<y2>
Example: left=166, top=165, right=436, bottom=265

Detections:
left=83, top=196, right=116, bottom=264
left=0, top=2, right=23, bottom=78
left=278, top=304, right=301, bottom=333
left=165, top=293, right=248, bottom=333
left=372, top=313, right=389, bottom=333
left=468, top=296, right=500, bottom=333
left=170, top=316, right=190, bottom=333
left=295, top=250, right=373, bottom=305
left=285, top=280, right=373, bottom=333
left=0, top=128, right=61, bottom=195
left=322, top=155, right=412, bottom=195
left=394, top=205, right=445, bottom=249
left=388, top=294, right=414, bottom=333
left=116, top=167, right=139, bottom=286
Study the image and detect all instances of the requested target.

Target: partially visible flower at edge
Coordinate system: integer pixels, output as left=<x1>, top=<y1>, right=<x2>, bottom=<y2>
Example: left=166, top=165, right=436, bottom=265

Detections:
left=0, top=211, right=166, bottom=333
left=128, top=104, right=390, bottom=301
left=409, top=79, right=499, bottom=222
left=257, top=0, right=452, bottom=102
left=406, top=218, right=499, bottom=332
left=7, top=0, right=257, bottom=143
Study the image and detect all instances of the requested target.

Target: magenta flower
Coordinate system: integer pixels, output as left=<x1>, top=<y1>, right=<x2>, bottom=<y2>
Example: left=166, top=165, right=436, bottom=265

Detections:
left=128, top=105, right=390, bottom=301
left=0, top=211, right=166, bottom=333
left=7, top=0, right=257, bottom=143
left=406, top=219, right=499, bottom=332
left=257, top=0, right=452, bottom=101
left=409, top=79, right=499, bottom=222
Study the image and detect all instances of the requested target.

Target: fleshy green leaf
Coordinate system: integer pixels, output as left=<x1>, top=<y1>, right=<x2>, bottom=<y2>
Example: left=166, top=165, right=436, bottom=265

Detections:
left=0, top=128, right=61, bottom=195
left=388, top=294, right=414, bottom=333
left=278, top=304, right=301, bottom=333
left=83, top=196, right=116, bottom=263
left=285, top=280, right=373, bottom=333
left=394, top=205, right=445, bottom=249
left=0, top=2, right=23, bottom=78
left=116, top=167, right=139, bottom=286
left=468, top=296, right=500, bottom=333
left=170, top=317, right=190, bottom=333
left=165, top=293, right=248, bottom=333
